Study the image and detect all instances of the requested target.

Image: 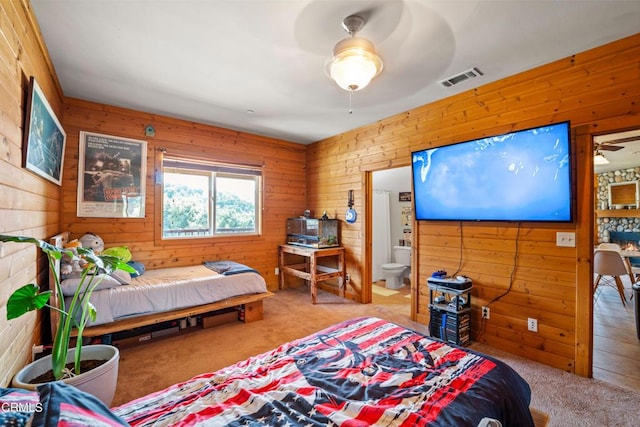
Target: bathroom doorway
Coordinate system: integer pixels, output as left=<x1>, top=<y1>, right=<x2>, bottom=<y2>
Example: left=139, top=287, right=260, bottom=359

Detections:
left=371, top=166, right=413, bottom=307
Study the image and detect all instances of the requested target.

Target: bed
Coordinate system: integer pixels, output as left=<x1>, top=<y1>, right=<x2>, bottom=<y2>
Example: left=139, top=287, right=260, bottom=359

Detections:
left=48, top=232, right=273, bottom=338
left=1, top=316, right=535, bottom=426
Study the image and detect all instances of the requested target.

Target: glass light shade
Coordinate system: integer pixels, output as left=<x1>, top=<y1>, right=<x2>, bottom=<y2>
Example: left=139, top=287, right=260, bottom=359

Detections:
left=594, top=152, right=610, bottom=165
left=329, top=37, right=383, bottom=92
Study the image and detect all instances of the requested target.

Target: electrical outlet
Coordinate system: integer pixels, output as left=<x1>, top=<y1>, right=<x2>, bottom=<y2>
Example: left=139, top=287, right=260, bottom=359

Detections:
left=528, top=318, right=538, bottom=332
left=482, top=306, right=490, bottom=319
left=274, top=267, right=279, bottom=275
left=346, top=273, right=350, bottom=281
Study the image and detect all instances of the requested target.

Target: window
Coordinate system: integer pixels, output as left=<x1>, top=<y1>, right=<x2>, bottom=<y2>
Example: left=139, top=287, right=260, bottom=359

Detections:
left=161, top=156, right=261, bottom=239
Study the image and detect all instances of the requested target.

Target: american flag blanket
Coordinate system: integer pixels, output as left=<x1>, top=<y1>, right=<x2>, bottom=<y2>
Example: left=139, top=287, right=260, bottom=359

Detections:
left=112, top=316, right=534, bottom=426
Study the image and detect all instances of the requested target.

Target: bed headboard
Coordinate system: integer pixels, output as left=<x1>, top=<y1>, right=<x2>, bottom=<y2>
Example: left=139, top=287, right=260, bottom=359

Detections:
left=48, top=231, right=70, bottom=340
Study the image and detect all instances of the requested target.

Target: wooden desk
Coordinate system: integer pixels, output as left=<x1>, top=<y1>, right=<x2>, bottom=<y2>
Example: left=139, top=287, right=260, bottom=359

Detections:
left=279, top=244, right=345, bottom=304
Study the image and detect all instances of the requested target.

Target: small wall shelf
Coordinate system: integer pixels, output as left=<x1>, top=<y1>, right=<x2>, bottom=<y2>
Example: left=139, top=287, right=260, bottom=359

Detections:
left=596, top=209, right=640, bottom=218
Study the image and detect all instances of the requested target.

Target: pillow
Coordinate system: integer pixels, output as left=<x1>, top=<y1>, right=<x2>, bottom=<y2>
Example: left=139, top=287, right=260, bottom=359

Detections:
left=63, top=268, right=132, bottom=285
left=60, top=274, right=122, bottom=297
left=32, top=382, right=128, bottom=427
left=126, top=260, right=145, bottom=277
left=109, top=269, right=131, bottom=285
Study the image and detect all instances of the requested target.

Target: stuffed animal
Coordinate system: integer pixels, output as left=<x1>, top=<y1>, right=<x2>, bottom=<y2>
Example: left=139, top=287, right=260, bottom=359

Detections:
left=60, top=239, right=86, bottom=279
left=126, top=260, right=145, bottom=277
left=79, top=232, right=104, bottom=254
left=102, top=246, right=132, bottom=263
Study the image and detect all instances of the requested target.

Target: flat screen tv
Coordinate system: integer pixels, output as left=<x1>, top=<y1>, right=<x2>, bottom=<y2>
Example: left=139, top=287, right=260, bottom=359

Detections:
left=411, top=121, right=572, bottom=222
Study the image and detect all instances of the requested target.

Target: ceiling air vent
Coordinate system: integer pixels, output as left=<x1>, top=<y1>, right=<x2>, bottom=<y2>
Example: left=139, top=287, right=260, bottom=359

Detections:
left=439, top=67, right=483, bottom=88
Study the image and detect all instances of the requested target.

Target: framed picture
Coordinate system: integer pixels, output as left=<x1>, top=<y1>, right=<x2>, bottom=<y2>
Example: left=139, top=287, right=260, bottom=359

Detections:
left=23, top=77, right=66, bottom=185
left=77, top=131, right=147, bottom=218
left=399, top=192, right=412, bottom=202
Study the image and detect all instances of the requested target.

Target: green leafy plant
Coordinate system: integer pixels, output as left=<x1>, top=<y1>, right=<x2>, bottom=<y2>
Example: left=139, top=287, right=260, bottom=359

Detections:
left=1, top=235, right=135, bottom=381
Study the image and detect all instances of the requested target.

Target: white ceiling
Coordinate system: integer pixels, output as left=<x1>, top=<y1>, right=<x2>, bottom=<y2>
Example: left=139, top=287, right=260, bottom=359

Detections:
left=31, top=0, right=640, bottom=145
left=594, top=129, right=640, bottom=174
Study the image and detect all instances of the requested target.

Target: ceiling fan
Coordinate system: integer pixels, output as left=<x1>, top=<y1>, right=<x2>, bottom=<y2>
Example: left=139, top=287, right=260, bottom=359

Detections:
left=594, top=136, right=640, bottom=151
left=594, top=141, right=624, bottom=152
left=593, top=131, right=640, bottom=166
left=593, top=138, right=632, bottom=165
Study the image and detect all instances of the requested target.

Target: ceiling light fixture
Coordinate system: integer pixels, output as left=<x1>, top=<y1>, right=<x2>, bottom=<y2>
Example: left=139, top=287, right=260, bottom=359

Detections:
left=327, top=15, right=383, bottom=92
left=594, top=149, right=610, bottom=165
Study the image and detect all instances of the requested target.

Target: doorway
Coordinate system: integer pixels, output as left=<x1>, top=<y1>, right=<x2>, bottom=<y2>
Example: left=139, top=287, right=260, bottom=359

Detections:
left=592, top=128, right=640, bottom=392
left=371, top=167, right=413, bottom=309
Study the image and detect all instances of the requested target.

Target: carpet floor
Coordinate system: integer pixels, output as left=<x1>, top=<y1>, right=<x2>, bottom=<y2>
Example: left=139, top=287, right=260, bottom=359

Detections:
left=113, top=285, right=640, bottom=426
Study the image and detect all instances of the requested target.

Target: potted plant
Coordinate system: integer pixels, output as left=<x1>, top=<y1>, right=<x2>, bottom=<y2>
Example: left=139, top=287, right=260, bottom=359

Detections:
left=0, top=234, right=135, bottom=405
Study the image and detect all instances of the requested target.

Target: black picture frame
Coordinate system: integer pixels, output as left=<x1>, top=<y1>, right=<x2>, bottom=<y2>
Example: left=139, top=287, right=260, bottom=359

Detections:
left=23, top=77, right=66, bottom=185
left=399, top=192, right=412, bottom=202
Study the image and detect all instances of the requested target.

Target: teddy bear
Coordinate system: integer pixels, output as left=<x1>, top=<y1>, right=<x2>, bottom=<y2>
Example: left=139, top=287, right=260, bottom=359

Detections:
left=60, top=233, right=106, bottom=280
left=79, top=232, right=105, bottom=254
left=60, top=239, right=87, bottom=279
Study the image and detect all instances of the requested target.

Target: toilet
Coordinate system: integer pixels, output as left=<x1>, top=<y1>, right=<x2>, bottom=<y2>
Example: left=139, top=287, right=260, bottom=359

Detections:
left=381, top=246, right=411, bottom=290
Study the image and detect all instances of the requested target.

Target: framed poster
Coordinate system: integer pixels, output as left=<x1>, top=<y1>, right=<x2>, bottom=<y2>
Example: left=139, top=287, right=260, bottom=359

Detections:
left=399, top=192, right=411, bottom=202
left=77, top=131, right=147, bottom=218
left=23, top=77, right=66, bottom=185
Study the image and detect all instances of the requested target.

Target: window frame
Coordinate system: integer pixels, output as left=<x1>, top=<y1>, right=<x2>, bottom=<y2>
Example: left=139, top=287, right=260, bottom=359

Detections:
left=212, top=171, right=261, bottom=236
left=156, top=151, right=263, bottom=244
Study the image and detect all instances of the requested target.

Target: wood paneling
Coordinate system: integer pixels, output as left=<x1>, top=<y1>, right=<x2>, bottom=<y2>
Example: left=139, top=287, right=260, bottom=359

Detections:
left=2, top=1, right=639, bottom=388
left=307, top=33, right=640, bottom=374
left=0, top=0, right=63, bottom=387
left=1, top=2, right=305, bottom=387
left=60, top=98, right=306, bottom=290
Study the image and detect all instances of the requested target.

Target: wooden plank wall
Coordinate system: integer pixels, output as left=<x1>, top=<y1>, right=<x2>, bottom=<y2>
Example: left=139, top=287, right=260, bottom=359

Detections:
left=61, top=98, right=306, bottom=291
left=1, top=1, right=638, bottom=387
left=307, top=33, right=640, bottom=374
left=0, top=0, right=63, bottom=387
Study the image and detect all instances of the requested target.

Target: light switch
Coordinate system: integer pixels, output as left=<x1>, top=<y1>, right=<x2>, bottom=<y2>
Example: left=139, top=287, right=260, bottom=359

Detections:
left=556, top=232, right=576, bottom=247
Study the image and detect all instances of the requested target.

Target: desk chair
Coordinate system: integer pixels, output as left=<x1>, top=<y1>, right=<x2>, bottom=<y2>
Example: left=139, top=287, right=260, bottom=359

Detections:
left=594, top=249, right=629, bottom=306
left=597, top=243, right=640, bottom=292
left=597, top=242, right=640, bottom=287
left=597, top=243, right=623, bottom=252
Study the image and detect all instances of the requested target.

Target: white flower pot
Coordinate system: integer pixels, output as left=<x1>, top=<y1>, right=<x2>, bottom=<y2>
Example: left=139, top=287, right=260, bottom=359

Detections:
left=11, top=344, right=119, bottom=406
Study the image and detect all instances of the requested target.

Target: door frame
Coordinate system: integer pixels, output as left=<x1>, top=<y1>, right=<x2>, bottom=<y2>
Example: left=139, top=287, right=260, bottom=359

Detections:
left=582, top=119, right=640, bottom=377
left=364, top=168, right=417, bottom=319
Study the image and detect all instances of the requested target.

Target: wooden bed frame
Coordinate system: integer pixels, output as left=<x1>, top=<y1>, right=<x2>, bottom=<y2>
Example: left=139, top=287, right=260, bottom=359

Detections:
left=48, top=232, right=273, bottom=338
